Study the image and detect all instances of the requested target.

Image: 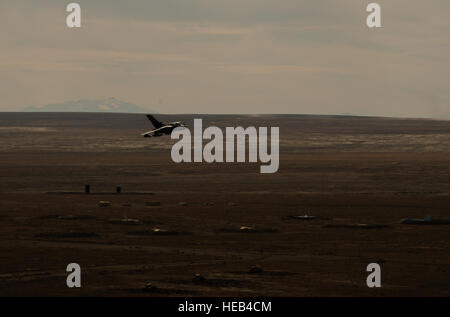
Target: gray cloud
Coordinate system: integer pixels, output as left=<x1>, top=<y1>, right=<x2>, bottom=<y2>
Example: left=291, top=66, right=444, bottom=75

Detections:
left=0, top=1, right=449, bottom=117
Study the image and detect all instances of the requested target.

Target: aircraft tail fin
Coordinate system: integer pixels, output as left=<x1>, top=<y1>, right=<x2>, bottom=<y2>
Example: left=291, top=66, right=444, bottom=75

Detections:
left=146, top=115, right=164, bottom=129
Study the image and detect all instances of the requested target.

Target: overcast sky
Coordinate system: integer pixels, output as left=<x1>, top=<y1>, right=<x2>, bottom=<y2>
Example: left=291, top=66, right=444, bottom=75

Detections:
left=0, top=0, right=449, bottom=117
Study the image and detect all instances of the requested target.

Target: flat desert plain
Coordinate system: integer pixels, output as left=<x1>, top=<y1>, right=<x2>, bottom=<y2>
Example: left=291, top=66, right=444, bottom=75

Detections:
left=0, top=113, right=449, bottom=296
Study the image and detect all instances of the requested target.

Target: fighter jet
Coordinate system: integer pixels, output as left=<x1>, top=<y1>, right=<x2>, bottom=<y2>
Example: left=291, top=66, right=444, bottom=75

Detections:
left=141, top=115, right=187, bottom=137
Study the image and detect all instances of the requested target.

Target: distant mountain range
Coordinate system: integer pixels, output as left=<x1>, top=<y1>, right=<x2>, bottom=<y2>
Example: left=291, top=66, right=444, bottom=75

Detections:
left=22, top=97, right=157, bottom=114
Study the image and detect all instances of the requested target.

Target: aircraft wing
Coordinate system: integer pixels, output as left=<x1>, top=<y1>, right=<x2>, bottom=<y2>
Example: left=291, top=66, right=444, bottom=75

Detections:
left=141, top=125, right=174, bottom=137
left=141, top=129, right=162, bottom=137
